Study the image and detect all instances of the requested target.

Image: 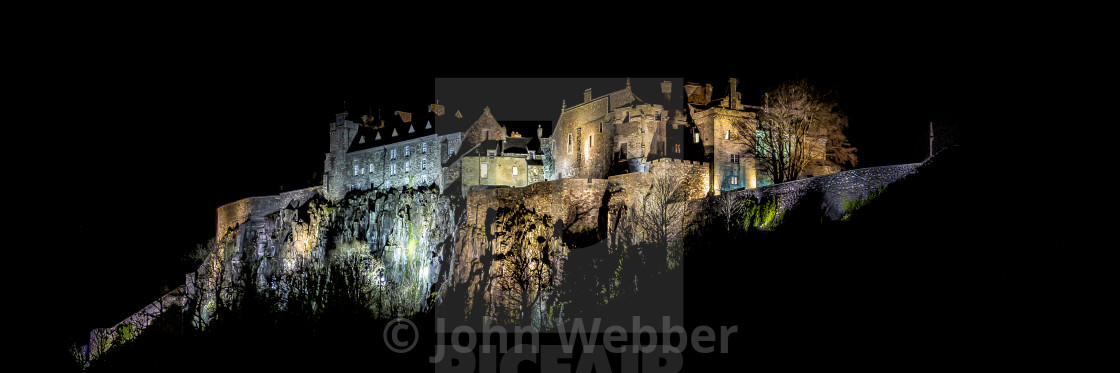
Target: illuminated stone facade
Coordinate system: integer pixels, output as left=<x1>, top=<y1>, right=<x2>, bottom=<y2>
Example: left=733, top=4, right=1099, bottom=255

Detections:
left=548, top=80, right=671, bottom=180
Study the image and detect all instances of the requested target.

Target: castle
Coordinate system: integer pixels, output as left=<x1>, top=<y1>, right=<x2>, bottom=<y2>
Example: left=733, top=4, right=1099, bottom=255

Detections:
left=83, top=78, right=847, bottom=364
left=319, top=77, right=836, bottom=203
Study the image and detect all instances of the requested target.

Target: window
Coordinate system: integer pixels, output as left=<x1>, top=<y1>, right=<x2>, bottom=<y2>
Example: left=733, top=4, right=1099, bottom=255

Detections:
left=354, top=164, right=359, bottom=176
left=449, top=146, right=454, bottom=156
left=391, top=148, right=397, bottom=160
left=568, top=134, right=572, bottom=146
left=675, top=144, right=681, bottom=153
left=512, top=166, right=518, bottom=176
left=694, top=132, right=700, bottom=143
left=422, top=142, right=428, bottom=154
left=422, top=160, right=426, bottom=170
left=391, top=163, right=397, bottom=175
left=528, top=150, right=535, bottom=159
left=725, top=129, right=730, bottom=139
left=731, top=176, right=739, bottom=185
left=730, top=154, right=740, bottom=164
left=487, top=149, right=496, bottom=157
left=405, top=145, right=411, bottom=157
left=598, top=122, right=603, bottom=133
left=404, top=161, right=410, bottom=172
left=480, top=163, right=488, bottom=178
left=589, top=134, right=593, bottom=147
left=640, top=125, right=644, bottom=134
left=369, top=163, right=374, bottom=173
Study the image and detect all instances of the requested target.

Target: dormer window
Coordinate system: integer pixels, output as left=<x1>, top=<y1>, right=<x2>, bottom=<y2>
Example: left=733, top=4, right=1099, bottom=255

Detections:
left=487, top=149, right=496, bottom=157
left=391, top=149, right=397, bottom=160
left=528, top=150, right=535, bottom=159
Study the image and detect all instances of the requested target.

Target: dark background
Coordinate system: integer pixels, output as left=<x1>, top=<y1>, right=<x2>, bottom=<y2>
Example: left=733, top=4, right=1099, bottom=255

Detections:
left=26, top=22, right=1024, bottom=368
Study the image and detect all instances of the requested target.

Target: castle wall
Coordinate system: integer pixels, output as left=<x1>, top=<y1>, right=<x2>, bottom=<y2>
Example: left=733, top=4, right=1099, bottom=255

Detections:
left=723, top=163, right=921, bottom=220
left=216, top=186, right=322, bottom=238
left=87, top=286, right=186, bottom=361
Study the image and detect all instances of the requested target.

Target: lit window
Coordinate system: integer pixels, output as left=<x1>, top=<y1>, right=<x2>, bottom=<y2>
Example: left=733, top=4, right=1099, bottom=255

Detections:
left=369, top=163, right=374, bottom=172
left=354, top=164, right=359, bottom=176
left=725, top=130, right=730, bottom=139
left=405, top=145, right=411, bottom=157
left=404, top=161, right=410, bottom=172
left=422, top=142, right=428, bottom=154
left=480, top=163, right=488, bottom=178
left=487, top=149, right=496, bottom=157
left=391, top=149, right=397, bottom=160
left=731, top=176, right=739, bottom=185
left=675, top=144, right=681, bottom=153
left=512, top=166, right=518, bottom=176
left=391, top=163, right=397, bottom=175
left=694, top=132, right=700, bottom=143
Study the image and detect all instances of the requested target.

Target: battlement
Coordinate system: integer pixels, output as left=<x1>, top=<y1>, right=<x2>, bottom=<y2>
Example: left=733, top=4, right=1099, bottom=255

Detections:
left=649, top=157, right=709, bottom=168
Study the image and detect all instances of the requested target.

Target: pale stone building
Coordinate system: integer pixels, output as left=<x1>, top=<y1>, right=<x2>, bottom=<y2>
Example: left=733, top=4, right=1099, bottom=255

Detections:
left=548, top=79, right=671, bottom=180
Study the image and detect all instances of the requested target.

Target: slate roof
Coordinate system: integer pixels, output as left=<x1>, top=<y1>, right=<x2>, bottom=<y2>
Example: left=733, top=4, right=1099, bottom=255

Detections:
left=348, top=110, right=437, bottom=152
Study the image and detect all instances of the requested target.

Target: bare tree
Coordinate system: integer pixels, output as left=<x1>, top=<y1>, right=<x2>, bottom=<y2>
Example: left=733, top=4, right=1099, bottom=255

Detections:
left=714, top=192, right=744, bottom=232
left=633, top=170, right=686, bottom=270
left=491, top=205, right=554, bottom=327
left=746, top=79, right=857, bottom=184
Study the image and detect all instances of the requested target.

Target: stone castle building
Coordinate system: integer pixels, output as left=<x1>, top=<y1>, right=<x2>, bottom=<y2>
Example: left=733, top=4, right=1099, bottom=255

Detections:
left=321, top=77, right=837, bottom=201
left=323, top=105, right=462, bottom=200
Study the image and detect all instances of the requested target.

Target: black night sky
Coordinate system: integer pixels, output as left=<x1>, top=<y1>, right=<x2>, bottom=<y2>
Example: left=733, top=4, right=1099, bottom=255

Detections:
left=28, top=21, right=1046, bottom=368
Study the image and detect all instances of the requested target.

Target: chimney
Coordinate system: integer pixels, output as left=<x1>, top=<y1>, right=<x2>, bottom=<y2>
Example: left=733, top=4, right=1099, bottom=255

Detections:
left=335, top=112, right=348, bottom=125
left=584, top=88, right=592, bottom=103
left=729, top=78, right=739, bottom=108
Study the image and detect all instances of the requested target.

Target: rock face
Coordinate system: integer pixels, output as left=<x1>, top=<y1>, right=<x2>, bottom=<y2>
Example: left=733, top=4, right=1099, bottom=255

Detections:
left=82, top=159, right=927, bottom=363
left=188, top=184, right=458, bottom=327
